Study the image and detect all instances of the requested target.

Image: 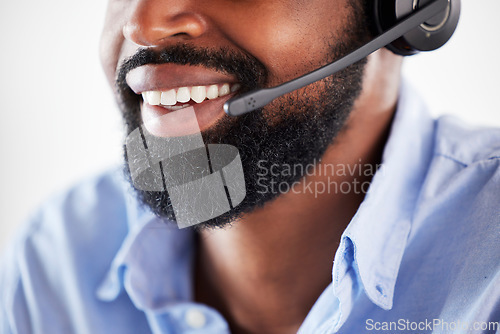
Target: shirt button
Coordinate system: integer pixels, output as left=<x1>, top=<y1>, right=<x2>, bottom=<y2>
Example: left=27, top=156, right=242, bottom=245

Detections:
left=185, top=308, right=206, bottom=329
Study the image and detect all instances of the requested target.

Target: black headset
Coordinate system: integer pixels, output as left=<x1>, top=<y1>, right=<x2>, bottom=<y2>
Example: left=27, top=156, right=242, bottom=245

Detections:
left=373, top=0, right=461, bottom=56
left=224, top=0, right=461, bottom=116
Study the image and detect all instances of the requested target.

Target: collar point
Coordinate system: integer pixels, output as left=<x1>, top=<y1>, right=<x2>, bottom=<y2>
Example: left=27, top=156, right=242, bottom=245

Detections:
left=96, top=281, right=122, bottom=302
left=95, top=265, right=126, bottom=302
left=365, top=284, right=395, bottom=311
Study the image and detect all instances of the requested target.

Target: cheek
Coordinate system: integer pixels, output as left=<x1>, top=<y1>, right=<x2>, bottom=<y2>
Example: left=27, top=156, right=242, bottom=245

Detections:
left=217, top=0, right=350, bottom=86
left=100, top=0, right=128, bottom=87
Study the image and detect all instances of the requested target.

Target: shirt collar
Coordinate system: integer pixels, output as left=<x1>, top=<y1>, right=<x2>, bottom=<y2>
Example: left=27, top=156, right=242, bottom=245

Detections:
left=333, top=79, right=436, bottom=312
left=96, top=177, right=195, bottom=311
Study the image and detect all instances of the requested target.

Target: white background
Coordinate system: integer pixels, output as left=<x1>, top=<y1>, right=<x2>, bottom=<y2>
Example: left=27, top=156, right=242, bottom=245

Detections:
left=1, top=1, right=499, bottom=254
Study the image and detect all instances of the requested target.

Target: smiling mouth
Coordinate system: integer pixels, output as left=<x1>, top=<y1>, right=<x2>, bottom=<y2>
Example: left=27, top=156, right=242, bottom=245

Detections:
left=141, top=83, right=241, bottom=110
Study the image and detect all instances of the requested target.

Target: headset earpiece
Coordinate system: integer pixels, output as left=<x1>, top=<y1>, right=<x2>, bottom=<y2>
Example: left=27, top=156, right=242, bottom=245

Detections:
left=373, top=0, right=461, bottom=56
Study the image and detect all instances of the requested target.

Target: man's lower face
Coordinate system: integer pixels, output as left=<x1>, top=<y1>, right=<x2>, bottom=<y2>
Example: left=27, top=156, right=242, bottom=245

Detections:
left=118, top=17, right=369, bottom=229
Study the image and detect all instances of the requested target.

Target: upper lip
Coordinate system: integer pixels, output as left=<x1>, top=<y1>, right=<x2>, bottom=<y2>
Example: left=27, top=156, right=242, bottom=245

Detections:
left=126, top=64, right=239, bottom=94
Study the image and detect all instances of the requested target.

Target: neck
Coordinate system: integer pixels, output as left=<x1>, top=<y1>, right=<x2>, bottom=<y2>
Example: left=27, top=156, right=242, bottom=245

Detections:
left=194, top=51, right=402, bottom=334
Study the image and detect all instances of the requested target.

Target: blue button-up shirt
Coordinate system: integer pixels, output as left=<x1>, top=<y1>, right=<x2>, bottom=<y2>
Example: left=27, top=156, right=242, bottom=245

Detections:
left=1, top=82, right=499, bottom=334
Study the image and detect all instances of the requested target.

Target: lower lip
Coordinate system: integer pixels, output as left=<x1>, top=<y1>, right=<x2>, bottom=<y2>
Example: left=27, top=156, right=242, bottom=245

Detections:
left=141, top=94, right=234, bottom=137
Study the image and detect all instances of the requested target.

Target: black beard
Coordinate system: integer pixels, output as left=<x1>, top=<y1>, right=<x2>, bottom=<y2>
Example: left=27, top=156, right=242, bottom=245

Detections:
left=117, top=5, right=370, bottom=230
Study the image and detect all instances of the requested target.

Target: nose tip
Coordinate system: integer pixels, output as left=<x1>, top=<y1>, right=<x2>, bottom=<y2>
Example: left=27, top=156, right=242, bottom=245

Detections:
left=123, top=2, right=207, bottom=47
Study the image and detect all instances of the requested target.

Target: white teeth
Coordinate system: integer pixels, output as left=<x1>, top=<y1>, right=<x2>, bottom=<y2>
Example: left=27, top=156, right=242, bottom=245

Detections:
left=141, top=83, right=241, bottom=107
left=143, top=91, right=161, bottom=105
left=219, top=83, right=230, bottom=97
left=206, top=85, right=219, bottom=100
left=176, top=87, right=191, bottom=103
left=161, top=89, right=176, bottom=106
left=191, top=86, right=207, bottom=103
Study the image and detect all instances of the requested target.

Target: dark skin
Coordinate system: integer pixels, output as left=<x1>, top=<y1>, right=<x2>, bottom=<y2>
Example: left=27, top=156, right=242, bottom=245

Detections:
left=100, top=0, right=402, bottom=332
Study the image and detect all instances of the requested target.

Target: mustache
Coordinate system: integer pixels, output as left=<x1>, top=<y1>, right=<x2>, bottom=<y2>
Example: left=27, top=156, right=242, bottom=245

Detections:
left=114, top=44, right=268, bottom=133
left=116, top=44, right=268, bottom=97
